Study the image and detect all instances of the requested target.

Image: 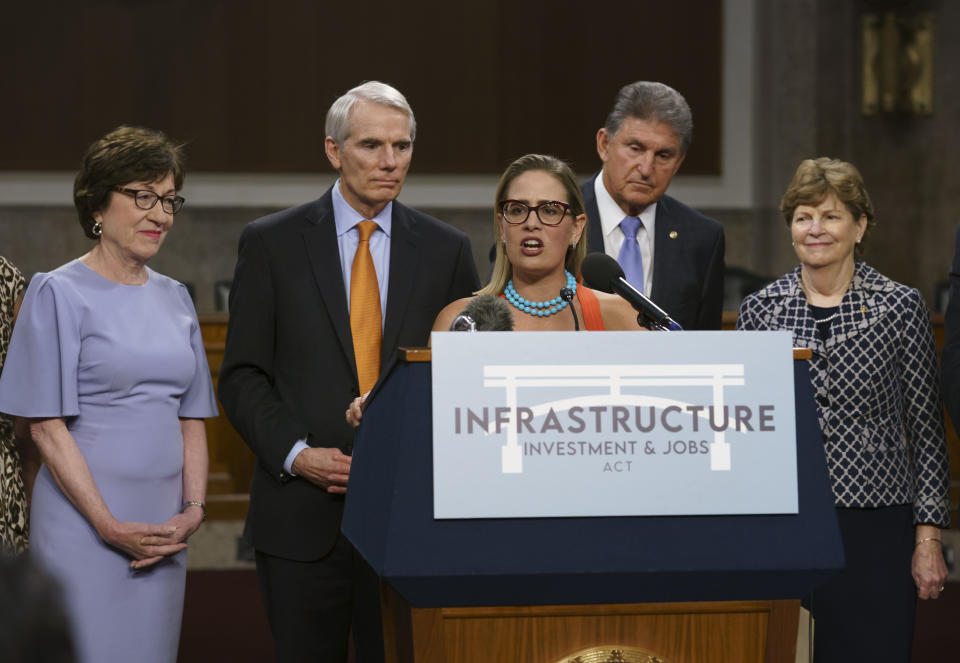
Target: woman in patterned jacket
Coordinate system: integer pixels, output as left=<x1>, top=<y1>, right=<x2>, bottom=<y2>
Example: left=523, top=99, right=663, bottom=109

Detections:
left=0, top=255, right=33, bottom=553
left=737, top=158, right=949, bottom=662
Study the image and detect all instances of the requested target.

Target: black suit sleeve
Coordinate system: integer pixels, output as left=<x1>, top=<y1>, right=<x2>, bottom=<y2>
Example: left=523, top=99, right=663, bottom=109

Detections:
left=697, top=224, right=726, bottom=330
left=448, top=234, right=482, bottom=302
left=218, top=223, right=306, bottom=482
left=941, top=223, right=960, bottom=430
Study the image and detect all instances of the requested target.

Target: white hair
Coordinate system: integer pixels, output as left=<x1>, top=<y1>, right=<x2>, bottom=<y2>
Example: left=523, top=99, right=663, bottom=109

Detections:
left=324, top=81, right=416, bottom=145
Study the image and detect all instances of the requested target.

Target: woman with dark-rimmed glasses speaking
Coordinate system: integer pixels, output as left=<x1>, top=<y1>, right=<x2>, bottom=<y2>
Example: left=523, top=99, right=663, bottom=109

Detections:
left=433, top=154, right=645, bottom=333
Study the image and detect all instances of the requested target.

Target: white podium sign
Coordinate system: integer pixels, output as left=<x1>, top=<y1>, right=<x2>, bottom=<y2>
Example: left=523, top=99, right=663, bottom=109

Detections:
left=430, top=331, right=798, bottom=519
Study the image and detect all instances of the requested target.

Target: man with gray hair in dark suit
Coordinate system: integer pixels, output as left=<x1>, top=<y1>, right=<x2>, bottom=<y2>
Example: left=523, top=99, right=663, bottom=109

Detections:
left=219, top=81, right=479, bottom=662
left=583, top=81, right=725, bottom=330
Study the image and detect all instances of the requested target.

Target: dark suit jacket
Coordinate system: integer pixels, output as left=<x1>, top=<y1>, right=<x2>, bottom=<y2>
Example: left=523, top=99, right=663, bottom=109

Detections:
left=941, top=222, right=960, bottom=431
left=582, top=174, right=725, bottom=330
left=218, top=187, right=479, bottom=561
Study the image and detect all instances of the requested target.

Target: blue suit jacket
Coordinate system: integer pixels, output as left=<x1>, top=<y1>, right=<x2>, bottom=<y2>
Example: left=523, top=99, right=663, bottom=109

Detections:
left=941, top=221, right=960, bottom=433
left=582, top=174, right=725, bottom=330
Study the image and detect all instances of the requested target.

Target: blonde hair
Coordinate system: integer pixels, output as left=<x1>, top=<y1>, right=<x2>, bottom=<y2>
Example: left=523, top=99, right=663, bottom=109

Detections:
left=479, top=154, right=588, bottom=295
left=324, top=81, right=415, bottom=145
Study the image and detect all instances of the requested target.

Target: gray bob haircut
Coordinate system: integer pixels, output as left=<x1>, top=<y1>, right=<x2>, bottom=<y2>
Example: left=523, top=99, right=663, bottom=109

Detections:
left=324, top=81, right=416, bottom=145
left=604, top=81, right=693, bottom=154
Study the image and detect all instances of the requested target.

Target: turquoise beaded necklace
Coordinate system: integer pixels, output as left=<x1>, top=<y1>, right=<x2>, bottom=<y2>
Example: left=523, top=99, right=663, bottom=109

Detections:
left=504, top=271, right=577, bottom=317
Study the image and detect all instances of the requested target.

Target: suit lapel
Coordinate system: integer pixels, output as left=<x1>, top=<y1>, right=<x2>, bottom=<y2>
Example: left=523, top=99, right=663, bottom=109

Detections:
left=785, top=292, right=825, bottom=356
left=382, top=202, right=419, bottom=366
left=764, top=271, right=824, bottom=355
left=302, top=192, right=357, bottom=379
left=824, top=263, right=889, bottom=350
left=582, top=174, right=604, bottom=254
left=650, top=197, right=676, bottom=304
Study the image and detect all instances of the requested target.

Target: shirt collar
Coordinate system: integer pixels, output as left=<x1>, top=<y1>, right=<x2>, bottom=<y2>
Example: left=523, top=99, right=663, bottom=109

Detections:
left=594, top=172, right=657, bottom=237
left=332, top=178, right=393, bottom=238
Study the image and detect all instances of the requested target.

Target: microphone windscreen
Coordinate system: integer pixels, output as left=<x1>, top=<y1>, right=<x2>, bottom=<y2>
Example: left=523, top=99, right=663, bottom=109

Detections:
left=581, top=253, right=625, bottom=293
left=459, top=294, right=515, bottom=331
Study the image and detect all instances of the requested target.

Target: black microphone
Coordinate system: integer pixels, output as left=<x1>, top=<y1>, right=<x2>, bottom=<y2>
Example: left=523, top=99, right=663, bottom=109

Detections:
left=560, top=287, right=579, bottom=331
left=581, top=252, right=683, bottom=331
left=449, top=294, right=515, bottom=331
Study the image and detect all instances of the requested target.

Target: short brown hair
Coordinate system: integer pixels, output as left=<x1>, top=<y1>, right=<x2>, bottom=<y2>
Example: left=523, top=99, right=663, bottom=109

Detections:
left=480, top=154, right=587, bottom=296
left=780, top=157, right=875, bottom=258
left=73, top=126, right=185, bottom=240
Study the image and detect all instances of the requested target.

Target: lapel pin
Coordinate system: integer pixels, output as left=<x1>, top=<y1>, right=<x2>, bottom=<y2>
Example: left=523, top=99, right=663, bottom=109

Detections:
left=669, top=231, right=678, bottom=239
left=861, top=305, right=868, bottom=313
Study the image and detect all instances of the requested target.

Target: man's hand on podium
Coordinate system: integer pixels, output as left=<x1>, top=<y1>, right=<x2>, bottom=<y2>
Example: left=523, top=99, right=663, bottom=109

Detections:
left=345, top=392, right=369, bottom=429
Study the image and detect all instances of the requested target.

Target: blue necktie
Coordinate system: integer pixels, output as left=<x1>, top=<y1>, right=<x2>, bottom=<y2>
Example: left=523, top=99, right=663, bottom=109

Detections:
left=618, top=215, right=645, bottom=293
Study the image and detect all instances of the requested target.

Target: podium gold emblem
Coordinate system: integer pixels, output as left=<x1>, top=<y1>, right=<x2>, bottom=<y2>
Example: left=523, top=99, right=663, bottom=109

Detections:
left=558, top=646, right=667, bottom=663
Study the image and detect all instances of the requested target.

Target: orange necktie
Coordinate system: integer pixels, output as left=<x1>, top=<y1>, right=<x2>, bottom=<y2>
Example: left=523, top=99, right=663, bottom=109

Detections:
left=350, top=220, right=382, bottom=393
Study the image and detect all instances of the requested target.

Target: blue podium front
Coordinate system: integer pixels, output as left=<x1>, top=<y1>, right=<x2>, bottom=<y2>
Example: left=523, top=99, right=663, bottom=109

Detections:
left=342, top=355, right=842, bottom=608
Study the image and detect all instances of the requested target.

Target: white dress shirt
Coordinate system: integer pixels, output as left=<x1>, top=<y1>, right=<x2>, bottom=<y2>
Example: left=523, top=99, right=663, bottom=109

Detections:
left=593, top=174, right=656, bottom=296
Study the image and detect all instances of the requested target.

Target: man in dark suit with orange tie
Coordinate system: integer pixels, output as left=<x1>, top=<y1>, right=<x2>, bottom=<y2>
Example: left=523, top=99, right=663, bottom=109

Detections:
left=218, top=81, right=479, bottom=662
left=583, top=81, right=725, bottom=330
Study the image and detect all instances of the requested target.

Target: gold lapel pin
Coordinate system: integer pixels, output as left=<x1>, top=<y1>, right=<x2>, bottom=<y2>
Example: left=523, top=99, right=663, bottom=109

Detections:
left=669, top=231, right=678, bottom=239
left=861, top=305, right=868, bottom=313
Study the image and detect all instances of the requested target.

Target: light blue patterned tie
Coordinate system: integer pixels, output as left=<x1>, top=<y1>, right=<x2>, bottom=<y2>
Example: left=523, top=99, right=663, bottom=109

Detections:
left=618, top=215, right=645, bottom=293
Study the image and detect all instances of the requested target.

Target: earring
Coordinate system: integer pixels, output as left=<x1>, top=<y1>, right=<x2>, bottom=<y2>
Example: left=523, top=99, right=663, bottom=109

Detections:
left=92, top=221, right=103, bottom=237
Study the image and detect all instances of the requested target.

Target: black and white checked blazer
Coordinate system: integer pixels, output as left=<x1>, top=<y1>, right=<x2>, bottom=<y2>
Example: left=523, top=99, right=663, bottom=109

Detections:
left=737, top=262, right=950, bottom=526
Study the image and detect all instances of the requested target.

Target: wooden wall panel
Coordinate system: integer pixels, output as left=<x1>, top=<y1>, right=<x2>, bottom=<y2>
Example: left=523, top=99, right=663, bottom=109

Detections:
left=200, top=314, right=254, bottom=519
left=381, top=596, right=800, bottom=663
left=1, top=0, right=722, bottom=174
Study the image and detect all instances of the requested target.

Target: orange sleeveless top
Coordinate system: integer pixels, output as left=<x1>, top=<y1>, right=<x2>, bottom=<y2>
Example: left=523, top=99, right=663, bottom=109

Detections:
left=576, top=286, right=606, bottom=330
left=498, top=286, right=606, bottom=330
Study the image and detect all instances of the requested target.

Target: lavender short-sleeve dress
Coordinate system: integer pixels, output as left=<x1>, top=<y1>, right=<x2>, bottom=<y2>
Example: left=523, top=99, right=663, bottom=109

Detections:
left=0, top=259, right=218, bottom=663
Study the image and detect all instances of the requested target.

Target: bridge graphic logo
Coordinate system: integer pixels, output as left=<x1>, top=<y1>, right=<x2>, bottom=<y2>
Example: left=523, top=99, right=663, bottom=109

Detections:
left=482, top=363, right=746, bottom=474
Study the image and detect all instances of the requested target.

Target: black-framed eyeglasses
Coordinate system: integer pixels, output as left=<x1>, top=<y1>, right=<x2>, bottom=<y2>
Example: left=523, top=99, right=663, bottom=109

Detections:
left=114, top=187, right=186, bottom=214
left=499, top=200, right=571, bottom=226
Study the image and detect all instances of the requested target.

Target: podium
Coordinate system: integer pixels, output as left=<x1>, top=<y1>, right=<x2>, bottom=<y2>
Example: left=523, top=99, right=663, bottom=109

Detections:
left=342, top=350, right=843, bottom=663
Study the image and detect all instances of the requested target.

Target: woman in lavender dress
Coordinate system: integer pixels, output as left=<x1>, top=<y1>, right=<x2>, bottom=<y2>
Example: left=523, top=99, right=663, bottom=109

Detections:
left=0, top=126, right=218, bottom=663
